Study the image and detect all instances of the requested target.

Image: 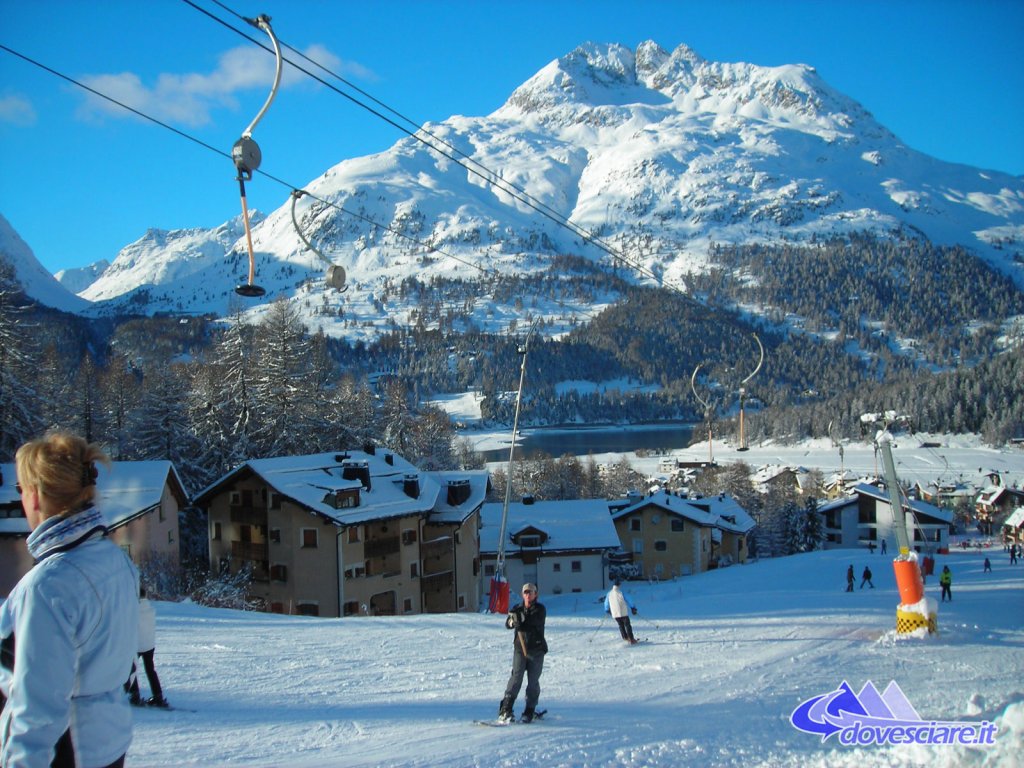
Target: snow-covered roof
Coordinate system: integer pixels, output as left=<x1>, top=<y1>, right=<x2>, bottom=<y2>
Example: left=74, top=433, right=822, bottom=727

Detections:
left=977, top=486, right=1004, bottom=506
left=817, top=494, right=857, bottom=514
left=480, top=498, right=620, bottom=555
left=610, top=491, right=720, bottom=527
left=195, top=451, right=486, bottom=526
left=683, top=494, right=757, bottom=534
left=0, top=460, right=185, bottom=536
left=428, top=471, right=490, bottom=524
left=852, top=482, right=953, bottom=523
left=1004, top=508, right=1024, bottom=530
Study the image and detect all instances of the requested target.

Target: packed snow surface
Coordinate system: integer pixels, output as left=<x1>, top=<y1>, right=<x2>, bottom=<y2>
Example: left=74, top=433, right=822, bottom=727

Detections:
left=128, top=547, right=1022, bottom=767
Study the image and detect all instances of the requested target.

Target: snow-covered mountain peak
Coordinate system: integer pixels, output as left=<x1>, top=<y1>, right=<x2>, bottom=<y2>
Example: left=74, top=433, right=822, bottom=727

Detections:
left=498, top=40, right=880, bottom=142
left=9, top=39, right=1021, bottom=334
left=80, top=211, right=264, bottom=305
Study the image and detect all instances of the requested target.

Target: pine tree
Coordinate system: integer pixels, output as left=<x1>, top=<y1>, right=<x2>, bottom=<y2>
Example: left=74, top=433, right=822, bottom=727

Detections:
left=251, top=298, right=310, bottom=456
left=802, top=496, right=823, bottom=551
left=0, top=267, right=42, bottom=460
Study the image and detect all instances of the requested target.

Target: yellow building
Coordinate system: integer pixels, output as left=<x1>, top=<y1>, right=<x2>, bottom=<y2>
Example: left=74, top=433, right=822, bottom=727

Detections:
left=608, top=491, right=756, bottom=578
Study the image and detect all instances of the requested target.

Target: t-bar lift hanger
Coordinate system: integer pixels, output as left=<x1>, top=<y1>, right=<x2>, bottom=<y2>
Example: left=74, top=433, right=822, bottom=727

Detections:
left=232, top=13, right=282, bottom=298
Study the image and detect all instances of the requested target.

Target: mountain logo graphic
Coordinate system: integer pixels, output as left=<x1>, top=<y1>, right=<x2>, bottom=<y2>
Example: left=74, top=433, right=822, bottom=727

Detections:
left=790, top=680, right=996, bottom=747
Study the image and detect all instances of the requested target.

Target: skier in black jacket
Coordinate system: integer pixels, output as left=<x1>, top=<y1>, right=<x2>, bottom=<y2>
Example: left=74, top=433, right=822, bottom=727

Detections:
left=498, top=583, right=548, bottom=723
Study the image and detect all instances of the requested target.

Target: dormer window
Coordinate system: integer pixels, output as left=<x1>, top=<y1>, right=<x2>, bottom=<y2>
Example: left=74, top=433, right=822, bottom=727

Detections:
left=324, top=488, right=360, bottom=509
left=511, top=527, right=548, bottom=548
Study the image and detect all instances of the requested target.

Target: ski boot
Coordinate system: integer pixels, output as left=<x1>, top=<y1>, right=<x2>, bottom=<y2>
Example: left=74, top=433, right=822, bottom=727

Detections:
left=497, top=697, right=515, bottom=723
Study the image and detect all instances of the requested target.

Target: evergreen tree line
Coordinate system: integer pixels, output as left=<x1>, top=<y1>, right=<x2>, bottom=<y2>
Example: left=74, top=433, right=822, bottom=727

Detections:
left=0, top=276, right=462, bottom=492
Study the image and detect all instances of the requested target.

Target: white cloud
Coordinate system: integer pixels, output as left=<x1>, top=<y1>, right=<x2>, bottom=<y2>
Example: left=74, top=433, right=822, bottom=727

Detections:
left=0, top=93, right=37, bottom=126
left=74, top=43, right=370, bottom=127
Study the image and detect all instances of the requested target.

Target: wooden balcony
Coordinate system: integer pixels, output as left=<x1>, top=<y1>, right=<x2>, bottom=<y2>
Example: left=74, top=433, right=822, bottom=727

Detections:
left=231, top=540, right=268, bottom=561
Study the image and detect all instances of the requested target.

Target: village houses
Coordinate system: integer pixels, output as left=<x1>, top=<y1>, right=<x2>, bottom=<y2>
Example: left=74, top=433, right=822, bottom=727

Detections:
left=193, top=448, right=487, bottom=618
left=0, top=460, right=186, bottom=597
left=480, top=496, right=620, bottom=597
left=816, top=481, right=952, bottom=553
left=608, top=490, right=755, bottom=579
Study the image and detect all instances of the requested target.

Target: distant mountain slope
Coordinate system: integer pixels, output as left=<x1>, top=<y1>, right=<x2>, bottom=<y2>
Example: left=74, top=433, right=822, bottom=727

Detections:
left=54, top=260, right=109, bottom=294
left=0, top=213, right=92, bottom=312
left=17, top=41, right=1024, bottom=336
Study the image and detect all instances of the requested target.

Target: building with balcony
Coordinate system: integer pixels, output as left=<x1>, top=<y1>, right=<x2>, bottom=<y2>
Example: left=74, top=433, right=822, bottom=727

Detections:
left=817, top=482, right=952, bottom=552
left=193, top=448, right=487, bottom=618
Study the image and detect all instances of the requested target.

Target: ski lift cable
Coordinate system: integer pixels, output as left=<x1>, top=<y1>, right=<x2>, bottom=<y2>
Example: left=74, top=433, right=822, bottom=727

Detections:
left=204, top=0, right=577, bottom=234
left=0, top=43, right=491, bottom=292
left=0, top=43, right=606, bottom=333
left=0, top=44, right=232, bottom=163
left=180, top=0, right=669, bottom=290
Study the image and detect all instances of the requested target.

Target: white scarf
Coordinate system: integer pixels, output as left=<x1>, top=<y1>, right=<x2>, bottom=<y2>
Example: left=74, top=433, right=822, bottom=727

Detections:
left=26, top=505, right=108, bottom=562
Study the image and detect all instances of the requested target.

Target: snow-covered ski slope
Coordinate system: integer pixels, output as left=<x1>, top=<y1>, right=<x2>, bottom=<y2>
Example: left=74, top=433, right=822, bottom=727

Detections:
left=129, top=547, right=1021, bottom=767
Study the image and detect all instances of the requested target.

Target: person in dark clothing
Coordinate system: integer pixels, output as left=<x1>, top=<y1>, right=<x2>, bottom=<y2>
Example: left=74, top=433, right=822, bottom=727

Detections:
left=498, top=583, right=547, bottom=723
left=125, top=587, right=167, bottom=708
left=984, top=557, right=992, bottom=573
left=860, top=566, right=874, bottom=589
left=846, top=565, right=855, bottom=592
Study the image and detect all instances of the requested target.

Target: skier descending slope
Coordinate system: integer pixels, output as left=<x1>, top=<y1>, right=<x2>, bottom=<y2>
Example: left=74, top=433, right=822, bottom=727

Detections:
left=604, top=580, right=639, bottom=644
left=497, top=583, right=548, bottom=723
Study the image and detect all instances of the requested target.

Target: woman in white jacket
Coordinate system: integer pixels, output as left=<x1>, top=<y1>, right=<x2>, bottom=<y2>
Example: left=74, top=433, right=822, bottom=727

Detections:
left=604, top=580, right=638, bottom=644
left=0, top=433, right=139, bottom=768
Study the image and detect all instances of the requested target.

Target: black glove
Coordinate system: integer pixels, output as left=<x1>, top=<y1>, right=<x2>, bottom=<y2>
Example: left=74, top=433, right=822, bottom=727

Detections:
left=631, top=607, right=637, bottom=616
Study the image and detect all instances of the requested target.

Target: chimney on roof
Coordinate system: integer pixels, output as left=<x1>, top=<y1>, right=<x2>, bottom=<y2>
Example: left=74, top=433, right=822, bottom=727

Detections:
left=447, top=478, right=471, bottom=506
left=363, top=442, right=376, bottom=456
left=521, top=494, right=535, bottom=505
left=341, top=460, right=372, bottom=490
left=403, top=474, right=420, bottom=499
left=384, top=453, right=394, bottom=466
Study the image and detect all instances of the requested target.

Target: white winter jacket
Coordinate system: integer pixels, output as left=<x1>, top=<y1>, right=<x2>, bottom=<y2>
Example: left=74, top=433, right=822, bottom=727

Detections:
left=604, top=585, right=634, bottom=619
left=0, top=514, right=138, bottom=768
left=137, top=598, right=156, bottom=653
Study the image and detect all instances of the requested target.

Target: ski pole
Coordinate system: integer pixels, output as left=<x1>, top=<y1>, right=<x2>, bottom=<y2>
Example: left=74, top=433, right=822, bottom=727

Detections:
left=634, top=612, right=659, bottom=630
left=587, top=615, right=607, bottom=643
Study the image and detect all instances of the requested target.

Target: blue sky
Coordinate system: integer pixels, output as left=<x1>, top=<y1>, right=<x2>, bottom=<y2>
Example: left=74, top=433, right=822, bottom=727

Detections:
left=2, top=0, right=1022, bottom=274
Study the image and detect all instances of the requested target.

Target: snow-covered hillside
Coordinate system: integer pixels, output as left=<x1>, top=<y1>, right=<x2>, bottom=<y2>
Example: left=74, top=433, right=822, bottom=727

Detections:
left=127, top=547, right=1022, bottom=767
left=54, top=259, right=109, bottom=294
left=0, top=213, right=91, bottom=312
left=39, top=41, right=1021, bottom=336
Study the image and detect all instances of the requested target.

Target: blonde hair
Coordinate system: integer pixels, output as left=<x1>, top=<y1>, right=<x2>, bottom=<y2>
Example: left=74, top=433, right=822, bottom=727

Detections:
left=15, top=432, right=109, bottom=519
